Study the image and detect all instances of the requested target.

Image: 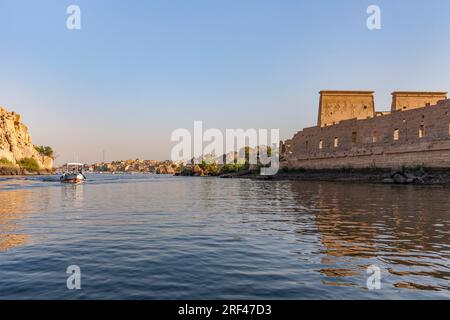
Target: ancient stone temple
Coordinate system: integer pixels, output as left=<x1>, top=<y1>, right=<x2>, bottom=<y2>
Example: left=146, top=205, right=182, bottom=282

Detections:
left=390, top=91, right=447, bottom=112
left=285, top=90, right=450, bottom=170
left=318, top=91, right=375, bottom=127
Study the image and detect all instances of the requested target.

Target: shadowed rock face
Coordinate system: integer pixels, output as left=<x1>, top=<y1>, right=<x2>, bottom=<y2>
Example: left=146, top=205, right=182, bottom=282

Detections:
left=0, top=106, right=53, bottom=171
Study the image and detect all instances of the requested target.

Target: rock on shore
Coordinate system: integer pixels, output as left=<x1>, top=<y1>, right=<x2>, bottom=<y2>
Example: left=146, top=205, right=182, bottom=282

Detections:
left=0, top=106, right=53, bottom=171
left=382, top=168, right=441, bottom=184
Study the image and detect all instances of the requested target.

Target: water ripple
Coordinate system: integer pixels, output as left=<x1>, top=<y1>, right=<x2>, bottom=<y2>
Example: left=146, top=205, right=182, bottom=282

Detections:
left=0, top=175, right=449, bottom=299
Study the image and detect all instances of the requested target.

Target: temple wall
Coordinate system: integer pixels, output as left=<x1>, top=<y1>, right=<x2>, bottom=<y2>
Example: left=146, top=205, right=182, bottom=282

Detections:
left=318, top=91, right=375, bottom=127
left=287, top=99, right=450, bottom=170
left=391, top=92, right=447, bottom=112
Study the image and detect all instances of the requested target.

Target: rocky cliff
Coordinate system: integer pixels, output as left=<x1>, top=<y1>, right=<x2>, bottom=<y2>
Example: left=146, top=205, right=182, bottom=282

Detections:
left=0, top=106, right=53, bottom=172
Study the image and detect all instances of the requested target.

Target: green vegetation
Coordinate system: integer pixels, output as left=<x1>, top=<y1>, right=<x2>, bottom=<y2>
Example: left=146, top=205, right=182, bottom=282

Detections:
left=221, top=160, right=249, bottom=174
left=34, top=145, right=54, bottom=159
left=181, top=146, right=276, bottom=176
left=0, top=158, right=19, bottom=175
left=0, top=157, right=14, bottom=167
left=199, top=160, right=222, bottom=175
left=17, top=158, right=40, bottom=172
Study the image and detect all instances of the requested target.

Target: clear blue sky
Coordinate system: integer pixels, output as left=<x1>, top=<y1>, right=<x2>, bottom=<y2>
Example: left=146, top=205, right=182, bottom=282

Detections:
left=1, top=0, right=449, bottom=164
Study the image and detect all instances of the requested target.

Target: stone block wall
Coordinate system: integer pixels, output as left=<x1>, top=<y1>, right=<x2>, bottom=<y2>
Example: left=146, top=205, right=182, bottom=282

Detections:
left=287, top=99, right=450, bottom=170
left=318, top=91, right=375, bottom=127
left=391, top=92, right=447, bottom=112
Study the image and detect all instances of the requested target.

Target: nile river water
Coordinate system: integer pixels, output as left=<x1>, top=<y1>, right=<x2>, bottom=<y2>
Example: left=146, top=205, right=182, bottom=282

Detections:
left=0, top=174, right=449, bottom=299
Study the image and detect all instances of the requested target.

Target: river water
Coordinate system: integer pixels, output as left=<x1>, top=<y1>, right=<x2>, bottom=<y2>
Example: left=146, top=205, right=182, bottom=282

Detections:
left=0, top=174, right=448, bottom=299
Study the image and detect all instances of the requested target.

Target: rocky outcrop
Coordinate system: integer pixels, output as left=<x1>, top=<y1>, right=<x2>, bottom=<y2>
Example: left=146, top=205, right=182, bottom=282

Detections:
left=0, top=106, right=53, bottom=171
left=155, top=164, right=176, bottom=175
left=383, top=168, right=440, bottom=184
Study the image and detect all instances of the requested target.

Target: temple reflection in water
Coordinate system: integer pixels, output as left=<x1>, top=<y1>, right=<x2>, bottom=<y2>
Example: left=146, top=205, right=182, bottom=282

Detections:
left=0, top=176, right=448, bottom=297
left=289, top=181, right=450, bottom=291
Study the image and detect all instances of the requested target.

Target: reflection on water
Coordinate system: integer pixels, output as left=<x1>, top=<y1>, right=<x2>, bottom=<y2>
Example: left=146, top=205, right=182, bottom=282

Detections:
left=0, top=188, right=32, bottom=251
left=61, top=184, right=84, bottom=208
left=290, top=183, right=450, bottom=292
left=0, top=174, right=448, bottom=299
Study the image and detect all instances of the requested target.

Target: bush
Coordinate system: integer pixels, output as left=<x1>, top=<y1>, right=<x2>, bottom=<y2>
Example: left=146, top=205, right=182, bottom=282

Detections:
left=17, top=158, right=40, bottom=172
left=0, top=157, right=13, bottom=165
left=221, top=161, right=248, bottom=174
left=199, top=160, right=221, bottom=175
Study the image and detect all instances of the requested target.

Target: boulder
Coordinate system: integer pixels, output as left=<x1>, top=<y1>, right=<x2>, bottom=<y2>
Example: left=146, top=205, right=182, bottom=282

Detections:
left=193, top=165, right=203, bottom=176
left=156, top=164, right=175, bottom=175
left=392, top=173, right=407, bottom=184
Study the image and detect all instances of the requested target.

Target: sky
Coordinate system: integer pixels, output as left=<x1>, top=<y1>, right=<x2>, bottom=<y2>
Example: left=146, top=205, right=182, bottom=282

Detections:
left=1, top=0, right=450, bottom=165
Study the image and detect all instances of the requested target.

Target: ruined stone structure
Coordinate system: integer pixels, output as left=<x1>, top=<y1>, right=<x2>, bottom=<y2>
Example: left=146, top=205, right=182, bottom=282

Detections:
left=286, top=91, right=450, bottom=170
left=391, top=91, right=447, bottom=112
left=318, top=91, right=375, bottom=127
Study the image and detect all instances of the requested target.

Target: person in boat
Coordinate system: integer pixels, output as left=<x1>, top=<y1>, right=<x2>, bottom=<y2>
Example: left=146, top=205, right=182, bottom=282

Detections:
left=78, top=168, right=86, bottom=180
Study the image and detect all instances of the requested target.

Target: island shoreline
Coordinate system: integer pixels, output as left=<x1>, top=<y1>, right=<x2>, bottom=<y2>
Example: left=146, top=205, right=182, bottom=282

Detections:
left=3, top=167, right=450, bottom=186
left=217, top=168, right=450, bottom=185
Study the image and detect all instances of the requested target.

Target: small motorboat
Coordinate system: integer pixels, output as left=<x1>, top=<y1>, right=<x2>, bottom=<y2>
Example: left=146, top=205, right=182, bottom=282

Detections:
left=60, top=163, right=86, bottom=184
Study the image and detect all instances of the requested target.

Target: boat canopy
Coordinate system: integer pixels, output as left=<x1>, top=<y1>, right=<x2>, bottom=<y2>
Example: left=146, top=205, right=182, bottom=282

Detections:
left=66, top=163, right=84, bottom=166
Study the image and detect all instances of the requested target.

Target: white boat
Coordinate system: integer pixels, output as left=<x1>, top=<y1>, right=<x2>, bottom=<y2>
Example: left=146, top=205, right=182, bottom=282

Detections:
left=60, top=163, right=86, bottom=183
